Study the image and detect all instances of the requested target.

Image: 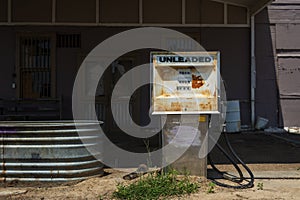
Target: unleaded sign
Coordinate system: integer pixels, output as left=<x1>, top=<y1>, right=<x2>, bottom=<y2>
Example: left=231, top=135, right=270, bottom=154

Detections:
left=151, top=52, right=221, bottom=114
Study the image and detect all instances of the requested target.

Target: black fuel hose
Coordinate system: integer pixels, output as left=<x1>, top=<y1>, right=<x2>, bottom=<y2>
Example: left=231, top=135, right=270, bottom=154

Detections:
left=208, top=141, right=244, bottom=183
left=208, top=132, right=255, bottom=189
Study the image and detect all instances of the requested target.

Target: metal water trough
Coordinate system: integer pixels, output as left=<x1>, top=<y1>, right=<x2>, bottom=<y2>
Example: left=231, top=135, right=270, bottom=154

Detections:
left=0, top=121, right=104, bottom=181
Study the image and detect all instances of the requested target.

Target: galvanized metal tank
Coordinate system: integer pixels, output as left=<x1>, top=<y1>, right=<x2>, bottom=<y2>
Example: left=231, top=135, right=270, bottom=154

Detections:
left=0, top=121, right=104, bottom=181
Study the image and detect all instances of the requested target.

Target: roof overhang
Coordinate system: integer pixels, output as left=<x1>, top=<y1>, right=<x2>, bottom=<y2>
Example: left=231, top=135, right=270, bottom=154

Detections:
left=213, top=0, right=274, bottom=15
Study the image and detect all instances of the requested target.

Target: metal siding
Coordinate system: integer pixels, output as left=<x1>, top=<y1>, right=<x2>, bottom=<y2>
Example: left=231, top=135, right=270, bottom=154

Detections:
left=277, top=57, right=300, bottom=127
left=278, top=58, right=300, bottom=96
left=280, top=99, right=300, bottom=127
left=273, top=0, right=300, bottom=4
left=276, top=24, right=300, bottom=49
left=268, top=7, right=300, bottom=23
left=269, top=2, right=300, bottom=128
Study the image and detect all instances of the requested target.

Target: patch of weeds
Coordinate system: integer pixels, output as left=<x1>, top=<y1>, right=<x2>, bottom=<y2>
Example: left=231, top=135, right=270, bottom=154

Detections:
left=207, top=182, right=216, bottom=194
left=257, top=182, right=264, bottom=190
left=112, top=169, right=199, bottom=200
left=297, top=167, right=300, bottom=171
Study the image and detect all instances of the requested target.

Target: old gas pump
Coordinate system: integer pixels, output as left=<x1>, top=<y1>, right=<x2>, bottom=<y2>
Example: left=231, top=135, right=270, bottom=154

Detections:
left=151, top=52, right=220, bottom=176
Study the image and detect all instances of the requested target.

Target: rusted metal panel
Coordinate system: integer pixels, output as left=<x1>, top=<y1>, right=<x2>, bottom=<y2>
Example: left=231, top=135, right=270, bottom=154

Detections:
left=0, top=121, right=104, bottom=181
left=151, top=52, right=220, bottom=114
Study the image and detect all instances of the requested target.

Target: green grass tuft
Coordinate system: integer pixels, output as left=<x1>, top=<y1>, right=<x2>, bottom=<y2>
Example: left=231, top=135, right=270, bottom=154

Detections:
left=112, top=170, right=199, bottom=200
left=207, top=182, right=216, bottom=194
left=257, top=182, right=264, bottom=190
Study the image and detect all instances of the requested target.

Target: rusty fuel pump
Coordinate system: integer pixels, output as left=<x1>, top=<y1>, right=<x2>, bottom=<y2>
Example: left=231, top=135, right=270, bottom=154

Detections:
left=151, top=52, right=254, bottom=188
left=151, top=52, right=220, bottom=176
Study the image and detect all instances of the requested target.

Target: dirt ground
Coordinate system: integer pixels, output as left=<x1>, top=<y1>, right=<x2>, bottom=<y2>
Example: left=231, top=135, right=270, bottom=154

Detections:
left=1, top=132, right=300, bottom=199
left=0, top=167, right=299, bottom=200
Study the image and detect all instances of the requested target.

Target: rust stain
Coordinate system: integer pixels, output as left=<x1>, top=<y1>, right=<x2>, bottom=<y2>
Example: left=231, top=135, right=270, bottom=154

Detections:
left=160, top=88, right=171, bottom=97
left=213, top=59, right=217, bottom=71
left=171, top=102, right=182, bottom=111
left=160, top=89, right=165, bottom=96
left=192, top=74, right=205, bottom=89
left=213, top=89, right=217, bottom=97
left=199, top=102, right=212, bottom=111
left=155, top=104, right=165, bottom=111
left=201, top=89, right=211, bottom=97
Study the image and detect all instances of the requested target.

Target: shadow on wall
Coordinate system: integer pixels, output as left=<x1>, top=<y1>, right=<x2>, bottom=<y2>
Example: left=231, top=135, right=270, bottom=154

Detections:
left=255, top=8, right=282, bottom=128
left=256, top=7, right=300, bottom=128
